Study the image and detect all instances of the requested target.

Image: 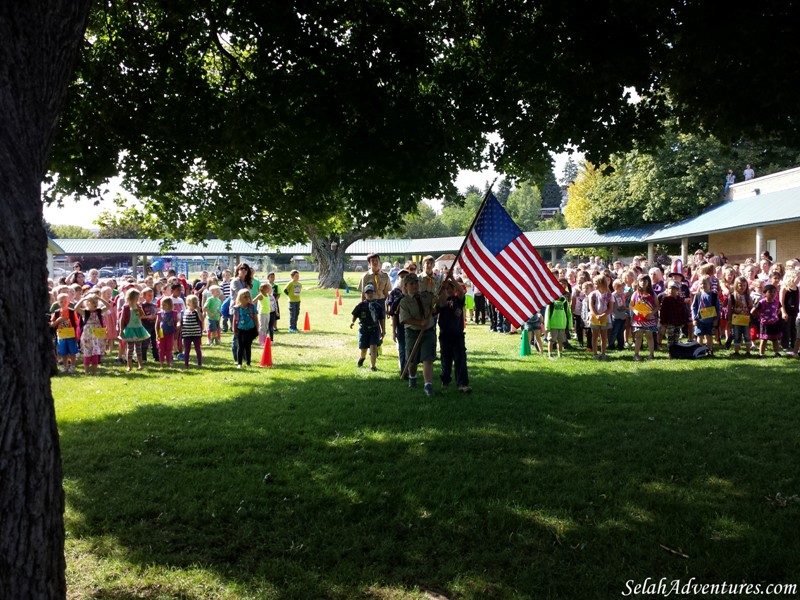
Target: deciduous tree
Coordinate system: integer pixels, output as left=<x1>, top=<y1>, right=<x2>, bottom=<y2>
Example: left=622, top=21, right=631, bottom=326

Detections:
left=505, top=181, right=542, bottom=231
left=7, top=2, right=800, bottom=597
left=1, top=2, right=92, bottom=597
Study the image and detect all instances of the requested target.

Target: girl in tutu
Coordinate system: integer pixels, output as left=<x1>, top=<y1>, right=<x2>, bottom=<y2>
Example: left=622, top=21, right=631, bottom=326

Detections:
left=119, top=288, right=151, bottom=371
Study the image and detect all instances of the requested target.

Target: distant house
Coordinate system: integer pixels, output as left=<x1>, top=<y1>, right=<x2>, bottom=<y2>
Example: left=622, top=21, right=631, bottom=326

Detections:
left=538, top=206, right=562, bottom=219
left=434, top=253, right=456, bottom=272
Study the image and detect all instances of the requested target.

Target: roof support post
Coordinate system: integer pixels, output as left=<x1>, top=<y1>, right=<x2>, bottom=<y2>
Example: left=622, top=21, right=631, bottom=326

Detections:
left=550, top=247, right=558, bottom=264
left=681, top=238, right=688, bottom=265
left=755, top=227, right=764, bottom=260
left=131, top=254, right=138, bottom=278
left=647, top=243, right=654, bottom=265
left=612, top=246, right=619, bottom=262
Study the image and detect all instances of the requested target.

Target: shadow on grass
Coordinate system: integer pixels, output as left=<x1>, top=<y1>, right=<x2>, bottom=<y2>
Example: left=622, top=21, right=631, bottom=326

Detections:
left=60, top=363, right=800, bottom=599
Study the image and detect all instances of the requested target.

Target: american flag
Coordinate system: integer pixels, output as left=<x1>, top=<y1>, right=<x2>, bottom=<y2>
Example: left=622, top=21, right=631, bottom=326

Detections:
left=459, top=193, right=565, bottom=328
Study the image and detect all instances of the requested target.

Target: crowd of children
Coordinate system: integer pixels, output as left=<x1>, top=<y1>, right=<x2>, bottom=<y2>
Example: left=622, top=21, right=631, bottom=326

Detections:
left=520, top=252, right=800, bottom=360
left=48, top=262, right=284, bottom=374
left=50, top=250, right=799, bottom=380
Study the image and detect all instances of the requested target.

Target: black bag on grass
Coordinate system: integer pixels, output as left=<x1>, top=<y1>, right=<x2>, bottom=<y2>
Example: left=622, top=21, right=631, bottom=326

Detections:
left=668, top=341, right=710, bottom=359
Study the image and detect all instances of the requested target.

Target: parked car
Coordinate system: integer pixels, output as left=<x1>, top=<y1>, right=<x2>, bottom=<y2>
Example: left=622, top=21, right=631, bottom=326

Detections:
left=98, top=268, right=115, bottom=278
left=51, top=267, right=67, bottom=278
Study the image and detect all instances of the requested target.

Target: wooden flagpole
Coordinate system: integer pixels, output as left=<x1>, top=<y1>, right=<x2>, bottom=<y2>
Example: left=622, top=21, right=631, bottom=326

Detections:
left=399, top=179, right=497, bottom=380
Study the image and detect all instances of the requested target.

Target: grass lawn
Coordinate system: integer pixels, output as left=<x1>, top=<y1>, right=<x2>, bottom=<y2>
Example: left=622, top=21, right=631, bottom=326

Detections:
left=55, top=275, right=800, bottom=599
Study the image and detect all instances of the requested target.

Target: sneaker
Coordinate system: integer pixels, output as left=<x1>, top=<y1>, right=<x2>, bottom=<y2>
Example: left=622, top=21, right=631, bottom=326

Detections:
left=370, top=366, right=377, bottom=372
left=408, top=377, right=417, bottom=389
left=424, top=383, right=434, bottom=397
left=357, top=357, right=365, bottom=367
left=458, top=385, right=472, bottom=393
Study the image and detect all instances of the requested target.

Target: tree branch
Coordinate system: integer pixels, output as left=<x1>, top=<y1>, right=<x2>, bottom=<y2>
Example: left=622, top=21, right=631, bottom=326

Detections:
left=206, top=8, right=250, bottom=82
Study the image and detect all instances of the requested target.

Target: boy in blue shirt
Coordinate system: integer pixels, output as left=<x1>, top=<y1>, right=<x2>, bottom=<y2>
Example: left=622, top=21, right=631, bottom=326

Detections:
left=350, top=284, right=385, bottom=371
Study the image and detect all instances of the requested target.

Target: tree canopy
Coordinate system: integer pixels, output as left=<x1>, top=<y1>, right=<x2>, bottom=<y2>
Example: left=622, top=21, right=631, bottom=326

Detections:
left=45, top=1, right=800, bottom=249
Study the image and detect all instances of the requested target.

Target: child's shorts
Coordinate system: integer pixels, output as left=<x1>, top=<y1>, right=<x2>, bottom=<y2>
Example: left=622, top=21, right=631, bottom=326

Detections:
left=524, top=315, right=541, bottom=331
left=57, top=338, right=80, bottom=356
left=207, top=319, right=220, bottom=332
left=405, top=327, right=436, bottom=363
left=731, top=325, right=751, bottom=345
left=358, top=326, right=382, bottom=349
left=694, top=321, right=715, bottom=336
left=548, top=329, right=566, bottom=343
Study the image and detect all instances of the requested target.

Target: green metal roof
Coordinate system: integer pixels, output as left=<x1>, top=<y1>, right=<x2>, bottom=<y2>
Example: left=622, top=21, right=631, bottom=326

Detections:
left=54, top=238, right=262, bottom=256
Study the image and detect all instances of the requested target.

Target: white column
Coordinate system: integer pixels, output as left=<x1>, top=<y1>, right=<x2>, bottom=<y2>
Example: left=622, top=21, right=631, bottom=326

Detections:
left=612, top=246, right=619, bottom=262
left=681, top=238, right=688, bottom=264
left=550, top=247, right=558, bottom=263
left=755, top=227, right=764, bottom=260
left=647, top=243, right=654, bottom=265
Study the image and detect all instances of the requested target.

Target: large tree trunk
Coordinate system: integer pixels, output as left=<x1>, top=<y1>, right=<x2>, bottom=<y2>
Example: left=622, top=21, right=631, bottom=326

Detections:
left=307, top=226, right=371, bottom=289
left=0, top=2, right=92, bottom=598
left=312, top=236, right=346, bottom=288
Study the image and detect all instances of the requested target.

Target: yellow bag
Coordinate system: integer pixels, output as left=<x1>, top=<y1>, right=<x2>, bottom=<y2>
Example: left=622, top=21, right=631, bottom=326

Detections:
left=157, top=327, right=164, bottom=340
left=632, top=301, right=652, bottom=316
left=731, top=314, right=750, bottom=327
left=699, top=306, right=717, bottom=320
left=57, top=327, right=75, bottom=340
left=591, top=315, right=607, bottom=327
left=92, top=327, right=107, bottom=338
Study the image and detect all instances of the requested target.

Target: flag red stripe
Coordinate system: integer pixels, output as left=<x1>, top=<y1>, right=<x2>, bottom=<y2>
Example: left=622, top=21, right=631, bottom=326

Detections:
left=495, top=244, right=548, bottom=309
left=498, top=237, right=563, bottom=310
left=461, top=247, right=529, bottom=326
left=461, top=238, right=530, bottom=326
left=515, top=236, right=565, bottom=299
left=461, top=234, right=539, bottom=327
left=505, top=237, right=544, bottom=294
left=492, top=251, right=544, bottom=314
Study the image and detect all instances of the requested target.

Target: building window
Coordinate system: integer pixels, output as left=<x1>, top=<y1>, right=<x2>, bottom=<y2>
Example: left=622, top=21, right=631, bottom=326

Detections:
left=767, top=239, right=777, bottom=260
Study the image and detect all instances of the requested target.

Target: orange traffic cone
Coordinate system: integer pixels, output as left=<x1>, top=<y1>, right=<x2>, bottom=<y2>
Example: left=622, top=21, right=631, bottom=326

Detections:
left=303, top=312, right=311, bottom=331
left=335, top=288, right=340, bottom=298
left=333, top=301, right=338, bottom=315
left=259, top=337, right=273, bottom=368
left=338, top=295, right=343, bottom=306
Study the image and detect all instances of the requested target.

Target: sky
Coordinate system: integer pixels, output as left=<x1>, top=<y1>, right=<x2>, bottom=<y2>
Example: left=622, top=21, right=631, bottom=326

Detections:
left=43, top=152, right=580, bottom=227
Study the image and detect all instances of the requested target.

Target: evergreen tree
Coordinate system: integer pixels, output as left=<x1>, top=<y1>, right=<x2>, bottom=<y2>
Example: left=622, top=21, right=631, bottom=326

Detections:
left=541, top=172, right=563, bottom=208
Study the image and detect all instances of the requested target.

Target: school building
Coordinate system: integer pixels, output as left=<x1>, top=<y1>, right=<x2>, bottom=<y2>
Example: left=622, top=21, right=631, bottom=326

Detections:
left=645, top=166, right=800, bottom=264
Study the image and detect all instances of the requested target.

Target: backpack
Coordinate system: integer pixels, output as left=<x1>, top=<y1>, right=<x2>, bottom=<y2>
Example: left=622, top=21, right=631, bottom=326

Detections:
left=668, top=341, right=710, bottom=359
